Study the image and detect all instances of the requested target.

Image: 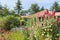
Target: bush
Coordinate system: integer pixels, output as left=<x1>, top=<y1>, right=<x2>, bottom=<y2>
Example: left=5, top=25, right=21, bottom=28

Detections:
left=0, top=17, right=5, bottom=31
left=20, top=17, right=28, bottom=26
left=4, top=15, right=20, bottom=31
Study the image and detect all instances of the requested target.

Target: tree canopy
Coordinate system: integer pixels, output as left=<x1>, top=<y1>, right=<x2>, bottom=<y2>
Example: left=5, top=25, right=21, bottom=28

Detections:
left=50, top=2, right=60, bottom=12
left=29, top=3, right=40, bottom=14
left=15, top=0, right=22, bottom=15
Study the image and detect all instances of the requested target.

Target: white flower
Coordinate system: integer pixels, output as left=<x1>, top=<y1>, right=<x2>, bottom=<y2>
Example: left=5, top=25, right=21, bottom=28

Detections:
left=42, top=34, right=44, bottom=36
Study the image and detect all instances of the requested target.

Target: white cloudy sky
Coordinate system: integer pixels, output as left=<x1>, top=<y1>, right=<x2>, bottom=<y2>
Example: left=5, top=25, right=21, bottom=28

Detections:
left=0, top=0, right=60, bottom=10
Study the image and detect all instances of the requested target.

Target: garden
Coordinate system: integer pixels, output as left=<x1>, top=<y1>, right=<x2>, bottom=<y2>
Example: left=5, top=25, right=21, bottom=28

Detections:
left=0, top=0, right=60, bottom=40
left=0, top=10, right=60, bottom=40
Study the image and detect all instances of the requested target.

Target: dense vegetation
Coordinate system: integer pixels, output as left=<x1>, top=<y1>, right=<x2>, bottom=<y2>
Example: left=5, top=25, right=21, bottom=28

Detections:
left=0, top=16, right=60, bottom=40
left=0, top=0, right=60, bottom=40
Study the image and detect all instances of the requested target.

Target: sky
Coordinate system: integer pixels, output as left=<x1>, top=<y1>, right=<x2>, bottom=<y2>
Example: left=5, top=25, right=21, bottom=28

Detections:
left=0, top=0, right=60, bottom=10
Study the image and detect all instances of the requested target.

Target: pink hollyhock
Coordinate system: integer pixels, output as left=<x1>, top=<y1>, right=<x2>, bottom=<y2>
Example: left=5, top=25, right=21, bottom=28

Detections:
left=52, top=9, right=56, bottom=14
left=55, top=18, right=60, bottom=22
left=49, top=13, right=53, bottom=17
left=51, top=9, right=56, bottom=16
left=36, top=14, right=39, bottom=18
left=45, top=9, right=49, bottom=14
left=48, top=13, right=52, bottom=17
left=42, top=14, right=45, bottom=18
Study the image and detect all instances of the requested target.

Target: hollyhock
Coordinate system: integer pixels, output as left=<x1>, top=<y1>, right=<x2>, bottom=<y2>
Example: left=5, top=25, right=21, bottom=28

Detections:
left=42, top=14, right=45, bottom=18
left=45, top=9, right=49, bottom=14
left=55, top=18, right=60, bottom=22
left=52, top=9, right=56, bottom=15
left=48, top=13, right=52, bottom=17
left=51, top=10, right=56, bottom=17
left=36, top=13, right=39, bottom=18
left=49, top=14, right=53, bottom=17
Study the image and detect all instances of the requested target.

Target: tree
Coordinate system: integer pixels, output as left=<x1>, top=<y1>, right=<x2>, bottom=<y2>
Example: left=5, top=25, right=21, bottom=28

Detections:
left=0, top=3, right=4, bottom=17
left=50, top=2, right=60, bottom=12
left=0, top=5, right=10, bottom=17
left=15, top=0, right=22, bottom=16
left=9, top=10, right=15, bottom=15
left=40, top=6, right=45, bottom=11
left=3, top=5, right=10, bottom=16
left=29, top=3, right=40, bottom=14
left=20, top=10, right=28, bottom=16
left=0, top=3, right=3, bottom=9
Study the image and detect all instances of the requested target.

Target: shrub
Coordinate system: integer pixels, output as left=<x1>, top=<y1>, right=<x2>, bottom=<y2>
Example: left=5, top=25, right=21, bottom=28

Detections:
left=4, top=15, right=20, bottom=31
left=0, top=17, right=5, bottom=31
left=20, top=17, right=28, bottom=26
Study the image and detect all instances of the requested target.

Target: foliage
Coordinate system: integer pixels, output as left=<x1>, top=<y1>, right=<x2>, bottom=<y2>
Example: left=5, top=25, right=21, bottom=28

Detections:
left=0, top=3, right=3, bottom=9
left=0, top=4, right=3, bottom=17
left=52, top=21, right=60, bottom=40
left=40, top=6, right=45, bottom=11
left=26, top=16, right=60, bottom=40
left=50, top=2, right=60, bottom=12
left=29, top=3, right=40, bottom=14
left=9, top=10, right=15, bottom=15
left=0, top=16, right=60, bottom=40
left=20, top=17, right=28, bottom=26
left=3, top=31, right=25, bottom=40
left=0, top=5, right=10, bottom=17
left=4, top=15, right=20, bottom=31
left=15, top=0, right=22, bottom=15
left=0, top=1, right=60, bottom=40
left=20, top=10, right=28, bottom=16
left=3, top=5, right=10, bottom=16
left=0, top=17, right=5, bottom=31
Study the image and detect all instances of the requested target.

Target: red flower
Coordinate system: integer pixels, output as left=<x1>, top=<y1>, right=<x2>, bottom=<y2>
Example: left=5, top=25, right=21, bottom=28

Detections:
left=51, top=9, right=56, bottom=16
left=49, top=13, right=53, bottom=17
left=55, top=18, right=60, bottom=22
left=45, top=9, right=49, bottom=14
left=42, top=14, right=45, bottom=18
left=52, top=9, right=56, bottom=14
left=48, top=13, right=52, bottom=17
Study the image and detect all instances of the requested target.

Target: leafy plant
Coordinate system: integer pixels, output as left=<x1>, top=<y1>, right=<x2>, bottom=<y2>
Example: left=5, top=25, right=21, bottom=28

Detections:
left=3, top=31, right=25, bottom=40
left=0, top=17, right=5, bottom=31
left=4, top=15, right=20, bottom=31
